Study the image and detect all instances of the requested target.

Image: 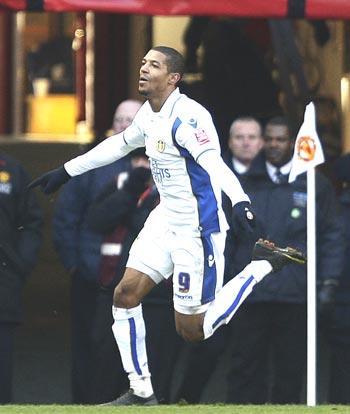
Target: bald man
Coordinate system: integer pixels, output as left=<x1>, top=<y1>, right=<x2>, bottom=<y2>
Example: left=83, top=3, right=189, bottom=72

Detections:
left=112, top=100, right=143, bottom=134
left=225, top=116, right=264, bottom=175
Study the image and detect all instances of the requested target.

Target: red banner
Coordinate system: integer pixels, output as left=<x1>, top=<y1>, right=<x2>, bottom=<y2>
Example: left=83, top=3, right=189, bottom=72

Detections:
left=0, top=0, right=350, bottom=18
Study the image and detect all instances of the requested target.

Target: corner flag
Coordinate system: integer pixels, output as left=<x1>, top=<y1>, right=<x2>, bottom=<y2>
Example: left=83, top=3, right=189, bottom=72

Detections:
left=288, top=102, right=325, bottom=183
left=288, top=102, right=325, bottom=406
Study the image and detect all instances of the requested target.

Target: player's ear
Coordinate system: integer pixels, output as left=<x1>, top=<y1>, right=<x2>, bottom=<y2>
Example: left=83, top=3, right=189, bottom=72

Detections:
left=168, top=72, right=181, bottom=86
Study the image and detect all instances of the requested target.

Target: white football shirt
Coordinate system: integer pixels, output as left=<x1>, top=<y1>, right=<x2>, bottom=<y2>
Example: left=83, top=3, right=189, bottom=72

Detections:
left=122, top=88, right=228, bottom=235
left=65, top=88, right=249, bottom=236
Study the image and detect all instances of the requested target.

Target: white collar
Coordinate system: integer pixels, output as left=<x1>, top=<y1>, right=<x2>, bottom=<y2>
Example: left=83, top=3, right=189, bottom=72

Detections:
left=147, top=88, right=182, bottom=119
left=232, top=157, right=249, bottom=174
left=266, top=160, right=292, bottom=181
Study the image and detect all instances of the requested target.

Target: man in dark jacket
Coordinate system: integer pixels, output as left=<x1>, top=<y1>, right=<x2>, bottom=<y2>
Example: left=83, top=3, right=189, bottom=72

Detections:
left=226, top=116, right=343, bottom=404
left=0, top=152, right=42, bottom=403
left=324, top=153, right=350, bottom=403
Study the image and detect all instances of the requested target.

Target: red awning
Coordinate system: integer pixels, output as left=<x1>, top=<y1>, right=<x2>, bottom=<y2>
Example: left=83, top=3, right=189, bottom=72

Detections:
left=0, top=0, right=350, bottom=18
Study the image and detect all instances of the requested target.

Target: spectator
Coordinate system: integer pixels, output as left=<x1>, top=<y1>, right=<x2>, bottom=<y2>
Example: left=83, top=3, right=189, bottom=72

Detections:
left=325, top=154, right=350, bottom=403
left=0, top=152, right=42, bottom=403
left=224, top=116, right=265, bottom=280
left=226, top=116, right=343, bottom=404
left=223, top=116, right=264, bottom=175
left=52, top=99, right=142, bottom=403
left=176, top=116, right=264, bottom=403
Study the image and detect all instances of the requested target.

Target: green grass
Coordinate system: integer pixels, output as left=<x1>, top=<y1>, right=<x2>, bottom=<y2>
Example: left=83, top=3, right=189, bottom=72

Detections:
left=0, top=405, right=350, bottom=414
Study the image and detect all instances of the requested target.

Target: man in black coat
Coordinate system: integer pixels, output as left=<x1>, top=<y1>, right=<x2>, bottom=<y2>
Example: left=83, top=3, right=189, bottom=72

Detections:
left=0, top=152, right=42, bottom=403
left=324, top=153, right=350, bottom=403
left=226, top=116, right=343, bottom=404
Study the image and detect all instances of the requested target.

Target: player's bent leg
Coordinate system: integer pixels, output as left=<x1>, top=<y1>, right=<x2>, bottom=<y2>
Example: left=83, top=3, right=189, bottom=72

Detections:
left=174, top=311, right=205, bottom=342
left=202, top=240, right=307, bottom=339
left=173, top=260, right=270, bottom=343
left=202, top=261, right=270, bottom=339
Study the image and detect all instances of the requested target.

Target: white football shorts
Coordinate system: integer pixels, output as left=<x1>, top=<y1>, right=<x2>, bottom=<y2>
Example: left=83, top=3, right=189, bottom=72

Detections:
left=127, top=209, right=226, bottom=315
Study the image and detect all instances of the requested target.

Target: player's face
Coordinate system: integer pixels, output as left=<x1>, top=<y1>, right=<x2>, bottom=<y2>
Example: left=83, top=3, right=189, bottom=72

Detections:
left=264, top=124, right=294, bottom=166
left=228, top=120, right=263, bottom=166
left=138, top=50, right=174, bottom=98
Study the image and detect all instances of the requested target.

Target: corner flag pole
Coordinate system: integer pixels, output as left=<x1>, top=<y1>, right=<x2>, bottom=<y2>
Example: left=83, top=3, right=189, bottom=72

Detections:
left=288, top=102, right=324, bottom=407
left=307, top=167, right=317, bottom=406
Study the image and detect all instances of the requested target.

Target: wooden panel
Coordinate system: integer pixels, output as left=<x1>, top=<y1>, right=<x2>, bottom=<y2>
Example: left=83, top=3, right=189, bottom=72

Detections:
left=27, top=94, right=77, bottom=134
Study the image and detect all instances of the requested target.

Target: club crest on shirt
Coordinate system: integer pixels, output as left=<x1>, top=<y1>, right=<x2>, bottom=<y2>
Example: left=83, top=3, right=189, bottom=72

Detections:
left=194, top=128, right=210, bottom=145
left=156, top=139, right=165, bottom=153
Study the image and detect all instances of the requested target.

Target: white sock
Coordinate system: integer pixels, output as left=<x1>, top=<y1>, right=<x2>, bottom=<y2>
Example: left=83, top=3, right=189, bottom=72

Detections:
left=112, top=304, right=154, bottom=398
left=203, top=260, right=272, bottom=339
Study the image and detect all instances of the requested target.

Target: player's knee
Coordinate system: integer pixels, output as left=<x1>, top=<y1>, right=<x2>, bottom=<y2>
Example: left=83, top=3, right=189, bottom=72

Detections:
left=176, top=322, right=204, bottom=343
left=113, top=283, right=140, bottom=309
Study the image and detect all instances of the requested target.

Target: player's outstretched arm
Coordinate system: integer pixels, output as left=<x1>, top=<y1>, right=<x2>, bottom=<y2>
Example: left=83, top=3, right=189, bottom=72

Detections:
left=29, top=132, right=139, bottom=194
left=28, top=166, right=71, bottom=194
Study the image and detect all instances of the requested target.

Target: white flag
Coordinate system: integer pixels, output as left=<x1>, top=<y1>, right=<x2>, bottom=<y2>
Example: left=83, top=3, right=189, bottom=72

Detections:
left=288, top=102, right=325, bottom=183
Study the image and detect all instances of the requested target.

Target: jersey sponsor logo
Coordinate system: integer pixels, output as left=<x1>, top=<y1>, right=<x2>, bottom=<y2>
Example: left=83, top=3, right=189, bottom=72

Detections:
left=156, top=139, right=165, bottom=153
left=150, top=159, right=170, bottom=184
left=174, top=293, right=193, bottom=300
left=194, top=128, right=210, bottom=145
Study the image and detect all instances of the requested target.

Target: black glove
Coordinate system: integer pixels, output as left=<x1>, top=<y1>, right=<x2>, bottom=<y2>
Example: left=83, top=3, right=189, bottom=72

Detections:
left=123, top=167, right=152, bottom=198
left=28, top=166, right=71, bottom=194
left=318, top=279, right=338, bottom=326
left=231, top=201, right=256, bottom=235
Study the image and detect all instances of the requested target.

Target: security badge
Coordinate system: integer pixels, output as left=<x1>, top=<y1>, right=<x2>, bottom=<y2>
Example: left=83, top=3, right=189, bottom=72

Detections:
left=291, top=191, right=307, bottom=219
left=291, top=208, right=301, bottom=219
left=0, top=171, right=10, bottom=182
left=156, top=139, right=165, bottom=152
left=0, top=170, right=12, bottom=194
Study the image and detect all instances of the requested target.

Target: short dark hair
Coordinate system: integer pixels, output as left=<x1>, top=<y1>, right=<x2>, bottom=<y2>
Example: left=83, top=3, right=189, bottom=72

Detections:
left=229, top=116, right=262, bottom=136
left=151, top=46, right=185, bottom=79
left=265, top=116, right=292, bottom=136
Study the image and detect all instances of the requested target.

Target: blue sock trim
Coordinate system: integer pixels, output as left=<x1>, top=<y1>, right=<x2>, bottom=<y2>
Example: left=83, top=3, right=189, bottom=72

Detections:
left=129, top=318, right=142, bottom=375
left=212, top=275, right=255, bottom=330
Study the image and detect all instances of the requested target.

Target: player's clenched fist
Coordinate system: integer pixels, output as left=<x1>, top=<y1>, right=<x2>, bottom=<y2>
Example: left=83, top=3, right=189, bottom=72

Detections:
left=231, top=201, right=256, bottom=234
left=28, top=166, right=71, bottom=194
